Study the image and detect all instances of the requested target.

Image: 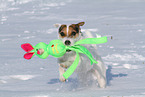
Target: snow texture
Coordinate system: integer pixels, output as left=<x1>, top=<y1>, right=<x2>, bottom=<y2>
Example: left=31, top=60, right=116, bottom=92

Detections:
left=0, top=0, right=145, bottom=97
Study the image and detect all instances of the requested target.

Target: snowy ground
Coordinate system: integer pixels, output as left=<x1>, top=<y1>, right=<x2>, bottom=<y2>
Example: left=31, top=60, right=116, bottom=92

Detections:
left=0, top=0, right=145, bottom=97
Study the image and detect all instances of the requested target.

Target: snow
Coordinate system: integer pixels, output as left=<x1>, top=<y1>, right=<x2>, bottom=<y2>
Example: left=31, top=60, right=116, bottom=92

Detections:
left=0, top=0, right=145, bottom=97
left=103, top=53, right=145, bottom=61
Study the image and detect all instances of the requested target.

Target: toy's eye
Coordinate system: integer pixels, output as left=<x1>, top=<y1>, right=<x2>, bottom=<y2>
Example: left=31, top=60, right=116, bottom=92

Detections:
left=60, top=32, right=65, bottom=36
left=51, top=45, right=54, bottom=47
left=36, top=49, right=38, bottom=51
left=71, top=32, right=76, bottom=36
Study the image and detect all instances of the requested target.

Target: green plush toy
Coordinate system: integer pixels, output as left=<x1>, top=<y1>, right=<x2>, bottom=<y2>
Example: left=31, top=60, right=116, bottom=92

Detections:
left=21, top=36, right=107, bottom=79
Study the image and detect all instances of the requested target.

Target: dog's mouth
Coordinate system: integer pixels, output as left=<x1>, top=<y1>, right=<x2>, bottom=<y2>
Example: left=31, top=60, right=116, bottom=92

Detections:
left=66, top=49, right=71, bottom=52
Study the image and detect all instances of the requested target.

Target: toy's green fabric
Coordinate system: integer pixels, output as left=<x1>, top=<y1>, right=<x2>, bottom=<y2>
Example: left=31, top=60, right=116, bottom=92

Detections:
left=47, top=40, right=66, bottom=58
left=67, top=45, right=98, bottom=65
left=63, top=52, right=80, bottom=79
left=74, top=36, right=107, bottom=45
left=21, top=36, right=107, bottom=79
left=32, top=42, right=49, bottom=59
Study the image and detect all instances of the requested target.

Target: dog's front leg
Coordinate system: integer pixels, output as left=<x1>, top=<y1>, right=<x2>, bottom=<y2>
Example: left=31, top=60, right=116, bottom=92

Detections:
left=92, top=68, right=106, bottom=88
left=59, top=64, right=66, bottom=82
left=92, top=61, right=106, bottom=88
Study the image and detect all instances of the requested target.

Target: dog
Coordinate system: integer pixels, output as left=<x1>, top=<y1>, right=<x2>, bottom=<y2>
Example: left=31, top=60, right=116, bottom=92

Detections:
left=54, top=22, right=106, bottom=88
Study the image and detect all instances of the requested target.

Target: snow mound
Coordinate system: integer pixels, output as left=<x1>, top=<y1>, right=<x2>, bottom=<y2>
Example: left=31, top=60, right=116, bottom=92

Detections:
left=0, top=75, right=37, bottom=84
left=123, top=64, right=139, bottom=69
left=10, top=75, right=36, bottom=80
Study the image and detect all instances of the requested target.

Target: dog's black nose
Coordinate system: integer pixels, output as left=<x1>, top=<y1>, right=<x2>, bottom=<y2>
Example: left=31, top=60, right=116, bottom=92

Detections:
left=65, top=40, right=71, bottom=45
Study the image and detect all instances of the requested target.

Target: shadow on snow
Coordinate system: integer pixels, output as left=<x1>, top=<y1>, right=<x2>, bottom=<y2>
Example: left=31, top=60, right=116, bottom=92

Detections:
left=106, top=65, right=128, bottom=85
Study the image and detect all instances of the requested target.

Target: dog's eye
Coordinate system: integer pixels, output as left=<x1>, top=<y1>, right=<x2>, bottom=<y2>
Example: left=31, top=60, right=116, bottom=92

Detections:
left=60, top=32, right=65, bottom=36
left=71, top=32, right=76, bottom=36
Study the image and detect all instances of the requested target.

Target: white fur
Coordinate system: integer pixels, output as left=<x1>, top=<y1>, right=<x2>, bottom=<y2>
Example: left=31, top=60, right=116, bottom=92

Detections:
left=57, top=29, right=106, bottom=88
left=66, top=25, right=69, bottom=36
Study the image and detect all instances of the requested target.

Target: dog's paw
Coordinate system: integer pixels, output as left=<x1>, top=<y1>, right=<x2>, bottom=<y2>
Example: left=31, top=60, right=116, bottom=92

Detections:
left=59, top=76, right=66, bottom=82
left=98, top=78, right=106, bottom=88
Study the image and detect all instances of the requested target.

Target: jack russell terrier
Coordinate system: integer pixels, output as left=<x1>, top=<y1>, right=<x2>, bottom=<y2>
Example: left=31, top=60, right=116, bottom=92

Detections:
left=39, top=22, right=106, bottom=88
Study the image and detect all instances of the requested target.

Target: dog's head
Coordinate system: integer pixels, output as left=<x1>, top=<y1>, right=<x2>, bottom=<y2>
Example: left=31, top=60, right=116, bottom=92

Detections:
left=55, top=22, right=85, bottom=46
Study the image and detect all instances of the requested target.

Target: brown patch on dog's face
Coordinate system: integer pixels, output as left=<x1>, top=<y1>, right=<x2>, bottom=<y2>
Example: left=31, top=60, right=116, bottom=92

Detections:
left=58, top=25, right=67, bottom=38
left=67, top=24, right=80, bottom=38
left=58, top=22, right=85, bottom=39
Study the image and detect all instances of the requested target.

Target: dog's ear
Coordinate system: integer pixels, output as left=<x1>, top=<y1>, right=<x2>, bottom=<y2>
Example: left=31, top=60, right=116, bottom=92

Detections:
left=77, top=22, right=85, bottom=26
left=54, top=23, right=61, bottom=28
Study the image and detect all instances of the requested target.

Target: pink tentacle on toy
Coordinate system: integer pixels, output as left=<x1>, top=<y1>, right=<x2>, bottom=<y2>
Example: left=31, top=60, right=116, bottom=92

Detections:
left=21, top=43, right=34, bottom=52
left=24, top=52, right=35, bottom=59
left=21, top=43, right=35, bottom=60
